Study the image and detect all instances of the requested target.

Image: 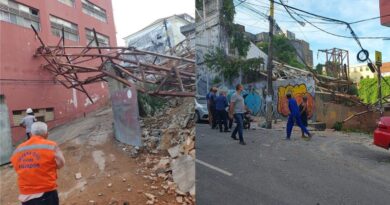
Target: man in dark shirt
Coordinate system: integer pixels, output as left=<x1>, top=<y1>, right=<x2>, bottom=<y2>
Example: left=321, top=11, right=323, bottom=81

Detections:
left=215, top=90, right=229, bottom=132
left=206, top=88, right=213, bottom=127
left=286, top=93, right=312, bottom=140
left=299, top=95, right=309, bottom=139
left=209, top=87, right=218, bottom=129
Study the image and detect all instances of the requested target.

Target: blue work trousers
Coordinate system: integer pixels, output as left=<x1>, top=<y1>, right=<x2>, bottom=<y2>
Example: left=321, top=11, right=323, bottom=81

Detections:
left=286, top=115, right=310, bottom=139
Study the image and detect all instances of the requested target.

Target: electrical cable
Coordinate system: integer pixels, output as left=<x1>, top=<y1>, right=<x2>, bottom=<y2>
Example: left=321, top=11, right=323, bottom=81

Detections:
left=350, top=14, right=390, bottom=24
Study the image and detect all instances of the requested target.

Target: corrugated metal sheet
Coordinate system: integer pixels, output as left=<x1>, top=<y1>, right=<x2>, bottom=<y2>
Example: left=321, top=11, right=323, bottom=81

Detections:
left=0, top=101, right=13, bottom=165
left=110, top=85, right=142, bottom=146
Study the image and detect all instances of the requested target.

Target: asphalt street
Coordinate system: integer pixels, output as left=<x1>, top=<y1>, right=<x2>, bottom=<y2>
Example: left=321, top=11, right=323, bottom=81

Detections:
left=196, top=123, right=390, bottom=205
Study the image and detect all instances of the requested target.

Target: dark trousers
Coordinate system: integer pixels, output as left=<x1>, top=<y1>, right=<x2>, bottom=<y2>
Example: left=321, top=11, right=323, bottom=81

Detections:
left=22, top=190, right=59, bottom=205
left=217, top=110, right=228, bottom=131
left=229, top=118, right=233, bottom=129
left=232, top=113, right=244, bottom=142
left=286, top=115, right=310, bottom=139
left=210, top=106, right=217, bottom=128
left=26, top=133, right=31, bottom=140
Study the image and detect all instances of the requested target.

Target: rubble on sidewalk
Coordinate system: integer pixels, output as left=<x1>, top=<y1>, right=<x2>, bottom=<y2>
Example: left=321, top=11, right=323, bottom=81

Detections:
left=118, top=97, right=196, bottom=204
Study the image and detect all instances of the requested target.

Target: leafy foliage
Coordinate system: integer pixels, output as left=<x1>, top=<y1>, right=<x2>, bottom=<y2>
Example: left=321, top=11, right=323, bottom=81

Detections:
left=257, top=35, right=305, bottom=69
left=315, top=63, right=324, bottom=75
left=358, top=76, right=390, bottom=104
left=220, top=0, right=250, bottom=57
left=205, top=48, right=264, bottom=84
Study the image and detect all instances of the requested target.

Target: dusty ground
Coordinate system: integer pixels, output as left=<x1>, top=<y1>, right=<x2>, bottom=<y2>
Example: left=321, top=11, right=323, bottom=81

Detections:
left=0, top=107, right=182, bottom=205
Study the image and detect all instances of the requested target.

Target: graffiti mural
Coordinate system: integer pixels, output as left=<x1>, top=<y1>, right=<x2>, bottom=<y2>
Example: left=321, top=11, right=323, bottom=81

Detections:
left=211, top=76, right=315, bottom=119
left=276, top=82, right=315, bottom=118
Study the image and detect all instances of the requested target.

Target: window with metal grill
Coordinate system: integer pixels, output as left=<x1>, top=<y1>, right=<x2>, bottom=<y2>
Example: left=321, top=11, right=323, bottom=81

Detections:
left=85, top=28, right=109, bottom=47
left=13, top=107, right=54, bottom=125
left=0, top=0, right=40, bottom=30
left=58, top=0, right=75, bottom=7
left=50, top=15, right=79, bottom=41
left=81, top=0, right=107, bottom=22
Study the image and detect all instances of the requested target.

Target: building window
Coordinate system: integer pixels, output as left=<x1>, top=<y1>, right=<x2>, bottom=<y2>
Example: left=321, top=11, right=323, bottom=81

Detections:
left=366, top=75, right=369, bottom=79
left=58, top=0, right=75, bottom=7
left=85, top=28, right=109, bottom=46
left=13, top=107, right=54, bottom=125
left=366, top=67, right=369, bottom=71
left=0, top=0, right=40, bottom=30
left=360, top=76, right=364, bottom=80
left=50, top=15, right=79, bottom=41
left=360, top=67, right=363, bottom=72
left=81, top=0, right=107, bottom=22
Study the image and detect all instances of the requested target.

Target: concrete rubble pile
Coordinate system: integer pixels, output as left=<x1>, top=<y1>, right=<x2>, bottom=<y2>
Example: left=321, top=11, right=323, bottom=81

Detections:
left=120, top=97, right=195, bottom=204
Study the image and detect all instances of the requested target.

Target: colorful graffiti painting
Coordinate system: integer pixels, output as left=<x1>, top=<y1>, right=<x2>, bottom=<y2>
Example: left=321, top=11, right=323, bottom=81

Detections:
left=277, top=84, right=314, bottom=118
left=223, top=86, right=263, bottom=116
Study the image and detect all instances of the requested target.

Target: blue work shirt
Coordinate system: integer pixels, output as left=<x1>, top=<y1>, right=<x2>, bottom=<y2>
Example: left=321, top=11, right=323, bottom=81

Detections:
left=288, top=98, right=300, bottom=117
left=209, top=93, right=216, bottom=107
left=215, top=95, right=228, bottom=111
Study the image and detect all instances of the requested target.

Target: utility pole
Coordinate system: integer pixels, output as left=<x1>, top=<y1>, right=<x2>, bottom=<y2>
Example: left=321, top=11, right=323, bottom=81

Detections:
left=265, top=0, right=275, bottom=129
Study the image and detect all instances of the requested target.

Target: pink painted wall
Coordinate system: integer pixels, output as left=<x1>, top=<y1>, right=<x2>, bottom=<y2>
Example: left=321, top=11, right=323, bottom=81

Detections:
left=0, top=0, right=117, bottom=143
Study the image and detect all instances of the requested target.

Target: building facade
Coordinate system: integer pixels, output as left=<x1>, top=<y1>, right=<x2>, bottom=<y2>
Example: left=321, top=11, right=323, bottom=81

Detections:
left=123, top=14, right=194, bottom=55
left=0, top=0, right=117, bottom=144
left=348, top=62, right=390, bottom=83
left=380, top=0, right=390, bottom=27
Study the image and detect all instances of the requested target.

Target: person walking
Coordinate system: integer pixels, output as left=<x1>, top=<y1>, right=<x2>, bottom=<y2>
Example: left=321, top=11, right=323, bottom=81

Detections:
left=215, top=90, right=229, bottom=132
left=229, top=84, right=247, bottom=145
left=209, top=87, right=218, bottom=129
left=299, top=95, right=310, bottom=139
left=286, top=93, right=312, bottom=140
left=10, top=122, right=65, bottom=205
left=206, top=88, right=213, bottom=127
left=20, top=108, right=37, bottom=140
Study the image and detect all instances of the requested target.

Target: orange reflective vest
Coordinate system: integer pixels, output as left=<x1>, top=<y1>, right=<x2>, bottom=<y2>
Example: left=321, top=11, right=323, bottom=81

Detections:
left=11, top=136, right=58, bottom=195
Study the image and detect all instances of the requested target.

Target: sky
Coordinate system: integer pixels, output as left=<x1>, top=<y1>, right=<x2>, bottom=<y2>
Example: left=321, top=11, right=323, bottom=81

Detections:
left=112, top=0, right=195, bottom=46
left=234, top=0, right=390, bottom=66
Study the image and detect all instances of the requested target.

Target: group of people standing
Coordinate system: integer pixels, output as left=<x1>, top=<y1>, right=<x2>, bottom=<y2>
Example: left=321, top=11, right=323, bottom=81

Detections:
left=207, top=84, right=249, bottom=145
left=206, top=84, right=313, bottom=144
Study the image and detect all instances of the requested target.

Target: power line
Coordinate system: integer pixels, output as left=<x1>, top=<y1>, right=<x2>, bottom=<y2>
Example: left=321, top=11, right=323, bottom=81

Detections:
left=350, top=14, right=390, bottom=24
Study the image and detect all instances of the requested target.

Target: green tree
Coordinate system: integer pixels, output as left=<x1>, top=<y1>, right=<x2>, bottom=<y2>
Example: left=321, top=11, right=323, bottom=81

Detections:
left=256, top=35, right=305, bottom=69
left=315, top=63, right=324, bottom=75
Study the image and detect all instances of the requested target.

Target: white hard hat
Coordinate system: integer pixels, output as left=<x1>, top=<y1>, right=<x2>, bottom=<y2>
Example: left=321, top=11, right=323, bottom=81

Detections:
left=26, top=108, right=33, bottom=114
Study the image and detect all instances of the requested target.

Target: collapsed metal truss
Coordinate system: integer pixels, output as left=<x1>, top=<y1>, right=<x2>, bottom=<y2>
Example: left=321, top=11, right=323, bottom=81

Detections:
left=31, top=26, right=195, bottom=103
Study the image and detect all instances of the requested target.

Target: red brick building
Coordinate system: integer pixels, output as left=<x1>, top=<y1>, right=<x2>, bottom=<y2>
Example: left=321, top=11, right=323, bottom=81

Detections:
left=0, top=0, right=116, bottom=143
left=380, top=0, right=390, bottom=27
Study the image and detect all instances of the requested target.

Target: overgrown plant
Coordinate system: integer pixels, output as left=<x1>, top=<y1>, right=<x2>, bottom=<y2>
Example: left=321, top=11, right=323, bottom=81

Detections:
left=358, top=76, right=390, bottom=104
left=204, top=48, right=263, bottom=83
left=220, top=0, right=250, bottom=57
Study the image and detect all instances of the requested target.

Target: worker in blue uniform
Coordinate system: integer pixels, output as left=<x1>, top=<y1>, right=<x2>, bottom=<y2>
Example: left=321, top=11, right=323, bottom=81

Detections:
left=286, top=93, right=312, bottom=140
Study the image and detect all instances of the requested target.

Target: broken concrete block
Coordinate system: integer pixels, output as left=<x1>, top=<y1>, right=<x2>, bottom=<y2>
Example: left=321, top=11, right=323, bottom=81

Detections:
left=144, top=193, right=156, bottom=200
left=171, top=155, right=195, bottom=193
left=176, top=196, right=183, bottom=203
left=146, top=200, right=154, bottom=205
left=153, top=158, right=171, bottom=171
left=168, top=145, right=180, bottom=158
left=75, top=173, right=82, bottom=180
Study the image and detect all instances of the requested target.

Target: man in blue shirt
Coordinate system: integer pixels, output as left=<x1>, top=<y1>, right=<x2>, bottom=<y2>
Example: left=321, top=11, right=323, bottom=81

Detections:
left=286, top=93, right=312, bottom=140
left=215, top=90, right=229, bottom=132
left=206, top=88, right=213, bottom=127
left=209, top=87, right=218, bottom=129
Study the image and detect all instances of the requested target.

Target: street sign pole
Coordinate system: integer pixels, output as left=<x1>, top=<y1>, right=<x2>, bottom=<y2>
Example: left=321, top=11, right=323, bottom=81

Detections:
left=375, top=51, right=383, bottom=115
